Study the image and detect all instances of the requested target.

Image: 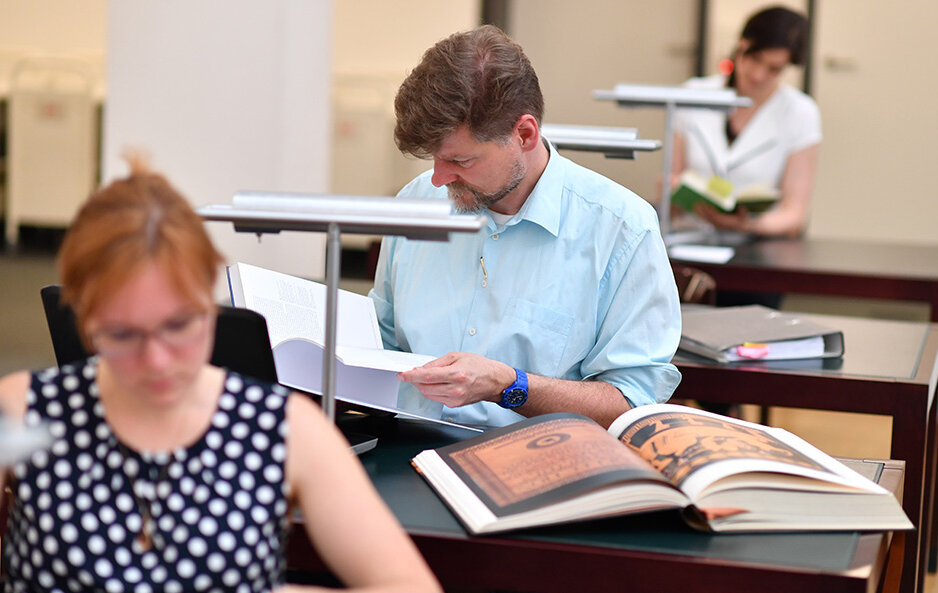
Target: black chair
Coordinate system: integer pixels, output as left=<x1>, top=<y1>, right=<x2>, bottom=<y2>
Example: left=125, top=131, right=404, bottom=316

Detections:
left=39, top=286, right=382, bottom=453
left=39, top=285, right=279, bottom=383
left=39, top=285, right=87, bottom=369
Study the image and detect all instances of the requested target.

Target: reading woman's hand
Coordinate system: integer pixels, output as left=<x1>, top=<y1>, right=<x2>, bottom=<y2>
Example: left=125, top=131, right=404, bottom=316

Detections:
left=397, top=352, right=516, bottom=408
left=693, top=203, right=752, bottom=232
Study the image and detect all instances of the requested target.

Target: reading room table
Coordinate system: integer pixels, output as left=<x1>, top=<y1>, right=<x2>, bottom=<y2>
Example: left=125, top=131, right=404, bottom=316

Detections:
left=285, top=416, right=906, bottom=593
left=672, top=312, right=938, bottom=593
left=668, top=236, right=938, bottom=322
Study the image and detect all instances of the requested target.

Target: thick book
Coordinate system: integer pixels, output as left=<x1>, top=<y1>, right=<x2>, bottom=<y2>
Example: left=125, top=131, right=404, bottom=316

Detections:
left=679, top=304, right=845, bottom=362
left=411, top=404, right=912, bottom=535
left=227, top=262, right=476, bottom=430
left=671, top=170, right=779, bottom=214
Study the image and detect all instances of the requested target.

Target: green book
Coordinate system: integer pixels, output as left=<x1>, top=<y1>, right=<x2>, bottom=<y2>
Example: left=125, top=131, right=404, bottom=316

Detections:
left=672, top=171, right=780, bottom=214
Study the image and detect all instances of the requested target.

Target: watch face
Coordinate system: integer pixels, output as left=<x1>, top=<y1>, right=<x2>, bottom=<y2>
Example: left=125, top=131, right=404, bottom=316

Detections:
left=502, top=388, right=527, bottom=408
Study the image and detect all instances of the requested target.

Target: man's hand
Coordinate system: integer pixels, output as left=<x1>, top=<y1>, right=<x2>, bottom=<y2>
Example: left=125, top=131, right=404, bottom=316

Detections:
left=397, top=352, right=516, bottom=408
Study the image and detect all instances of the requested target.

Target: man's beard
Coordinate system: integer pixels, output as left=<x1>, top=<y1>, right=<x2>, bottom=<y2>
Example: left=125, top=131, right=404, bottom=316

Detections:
left=448, top=159, right=526, bottom=214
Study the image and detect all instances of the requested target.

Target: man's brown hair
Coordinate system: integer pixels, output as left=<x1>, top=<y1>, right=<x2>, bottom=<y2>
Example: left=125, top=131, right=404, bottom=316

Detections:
left=394, top=24, right=544, bottom=158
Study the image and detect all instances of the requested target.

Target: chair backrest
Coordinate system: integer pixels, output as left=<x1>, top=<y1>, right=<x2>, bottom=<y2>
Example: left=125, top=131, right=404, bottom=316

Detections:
left=40, top=284, right=88, bottom=367
left=38, top=285, right=279, bottom=383
left=211, top=306, right=279, bottom=383
left=671, top=264, right=717, bottom=305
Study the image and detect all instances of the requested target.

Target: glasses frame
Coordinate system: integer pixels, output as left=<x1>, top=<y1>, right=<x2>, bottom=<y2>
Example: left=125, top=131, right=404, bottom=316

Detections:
left=90, top=310, right=215, bottom=359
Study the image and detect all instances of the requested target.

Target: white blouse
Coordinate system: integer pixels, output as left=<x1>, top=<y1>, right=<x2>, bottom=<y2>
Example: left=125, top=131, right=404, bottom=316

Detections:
left=674, top=74, right=821, bottom=191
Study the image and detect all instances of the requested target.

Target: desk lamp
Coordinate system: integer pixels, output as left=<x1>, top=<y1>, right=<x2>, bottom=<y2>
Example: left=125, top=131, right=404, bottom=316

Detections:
left=199, top=193, right=485, bottom=427
left=594, top=84, right=751, bottom=239
left=540, top=123, right=661, bottom=160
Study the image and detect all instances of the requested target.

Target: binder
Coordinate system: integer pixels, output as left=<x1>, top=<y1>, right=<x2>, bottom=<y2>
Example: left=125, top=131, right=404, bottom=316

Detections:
left=679, top=305, right=844, bottom=363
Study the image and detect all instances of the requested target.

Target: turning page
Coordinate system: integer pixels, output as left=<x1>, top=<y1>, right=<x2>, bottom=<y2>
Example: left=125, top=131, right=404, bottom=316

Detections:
left=228, top=261, right=381, bottom=349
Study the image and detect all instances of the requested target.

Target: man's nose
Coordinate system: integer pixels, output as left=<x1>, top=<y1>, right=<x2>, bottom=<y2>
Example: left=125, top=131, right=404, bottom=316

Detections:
left=431, top=159, right=459, bottom=187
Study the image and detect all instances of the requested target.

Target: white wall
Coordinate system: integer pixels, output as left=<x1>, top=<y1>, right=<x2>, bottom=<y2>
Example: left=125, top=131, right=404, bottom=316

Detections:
left=332, top=0, right=479, bottom=79
left=330, top=0, right=479, bottom=200
left=104, top=0, right=333, bottom=289
left=510, top=0, right=698, bottom=204
left=0, top=0, right=106, bottom=53
left=808, top=0, right=938, bottom=245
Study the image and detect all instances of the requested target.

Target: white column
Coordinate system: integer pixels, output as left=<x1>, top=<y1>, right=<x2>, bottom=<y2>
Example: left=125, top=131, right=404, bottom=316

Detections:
left=103, top=0, right=332, bottom=288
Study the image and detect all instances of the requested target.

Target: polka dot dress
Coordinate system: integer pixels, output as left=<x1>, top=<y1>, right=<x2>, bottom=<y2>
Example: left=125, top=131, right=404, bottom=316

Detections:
left=3, top=359, right=292, bottom=593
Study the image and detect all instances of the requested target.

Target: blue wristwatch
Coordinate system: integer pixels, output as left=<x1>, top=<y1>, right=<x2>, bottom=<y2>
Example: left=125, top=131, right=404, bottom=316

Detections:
left=498, top=368, right=528, bottom=409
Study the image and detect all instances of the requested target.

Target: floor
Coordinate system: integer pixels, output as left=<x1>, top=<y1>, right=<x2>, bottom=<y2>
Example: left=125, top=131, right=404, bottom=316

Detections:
left=0, top=245, right=935, bottom=591
left=0, top=248, right=60, bottom=375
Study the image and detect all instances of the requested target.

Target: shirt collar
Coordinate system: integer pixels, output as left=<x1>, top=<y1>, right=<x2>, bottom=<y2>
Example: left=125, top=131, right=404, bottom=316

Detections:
left=488, top=140, right=562, bottom=237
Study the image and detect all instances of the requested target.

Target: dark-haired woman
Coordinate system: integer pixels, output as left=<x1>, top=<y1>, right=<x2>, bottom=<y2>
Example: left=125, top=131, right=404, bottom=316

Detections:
left=673, top=6, right=821, bottom=238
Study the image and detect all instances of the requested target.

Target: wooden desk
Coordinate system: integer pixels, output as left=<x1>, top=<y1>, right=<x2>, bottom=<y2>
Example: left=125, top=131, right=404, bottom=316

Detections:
left=669, top=237, right=938, bottom=321
left=286, top=418, right=905, bottom=593
left=673, top=314, right=938, bottom=593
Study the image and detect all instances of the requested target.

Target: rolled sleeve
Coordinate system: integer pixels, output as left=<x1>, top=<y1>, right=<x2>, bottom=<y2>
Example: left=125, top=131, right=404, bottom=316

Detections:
left=582, top=224, right=682, bottom=408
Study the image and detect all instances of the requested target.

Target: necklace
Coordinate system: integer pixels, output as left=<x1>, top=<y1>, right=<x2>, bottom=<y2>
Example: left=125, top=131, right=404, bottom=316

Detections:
left=115, top=441, right=173, bottom=552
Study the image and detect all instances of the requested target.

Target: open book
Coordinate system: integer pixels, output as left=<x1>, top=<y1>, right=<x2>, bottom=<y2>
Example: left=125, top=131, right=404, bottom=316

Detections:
left=227, top=262, right=474, bottom=429
left=679, top=305, right=845, bottom=362
left=671, top=170, right=779, bottom=214
left=412, top=404, right=912, bottom=535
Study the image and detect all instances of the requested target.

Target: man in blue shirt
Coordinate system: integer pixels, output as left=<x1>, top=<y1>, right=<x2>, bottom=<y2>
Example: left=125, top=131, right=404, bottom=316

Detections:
left=369, top=25, right=681, bottom=429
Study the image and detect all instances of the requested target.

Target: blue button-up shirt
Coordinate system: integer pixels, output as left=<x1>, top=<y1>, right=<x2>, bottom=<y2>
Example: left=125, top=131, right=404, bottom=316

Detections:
left=369, top=143, right=681, bottom=427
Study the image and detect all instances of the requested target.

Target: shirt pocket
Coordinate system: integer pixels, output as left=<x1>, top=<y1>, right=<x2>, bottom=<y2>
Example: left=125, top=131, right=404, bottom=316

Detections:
left=497, top=298, right=575, bottom=377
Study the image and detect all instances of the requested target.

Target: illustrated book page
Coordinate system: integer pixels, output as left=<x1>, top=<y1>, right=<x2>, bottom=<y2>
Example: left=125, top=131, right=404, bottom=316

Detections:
left=414, top=404, right=912, bottom=534
left=413, top=413, right=687, bottom=533
left=610, top=404, right=880, bottom=502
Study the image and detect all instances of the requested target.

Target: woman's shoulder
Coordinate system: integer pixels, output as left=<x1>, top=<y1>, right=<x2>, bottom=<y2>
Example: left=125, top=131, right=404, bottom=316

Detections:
left=0, top=370, right=32, bottom=418
left=775, top=83, right=820, bottom=114
left=284, top=391, right=323, bottom=427
left=5, top=359, right=101, bottom=421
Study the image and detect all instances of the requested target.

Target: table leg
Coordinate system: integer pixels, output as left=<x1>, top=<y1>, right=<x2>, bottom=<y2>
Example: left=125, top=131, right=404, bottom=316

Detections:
left=926, top=396, right=938, bottom=573
left=892, top=405, right=928, bottom=593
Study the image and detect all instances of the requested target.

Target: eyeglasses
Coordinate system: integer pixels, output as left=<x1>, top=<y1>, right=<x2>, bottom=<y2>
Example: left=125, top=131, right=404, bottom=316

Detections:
left=91, top=311, right=213, bottom=358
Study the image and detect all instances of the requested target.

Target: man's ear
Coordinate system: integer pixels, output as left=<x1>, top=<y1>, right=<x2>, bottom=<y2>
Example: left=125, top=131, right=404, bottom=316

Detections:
left=514, top=114, right=541, bottom=152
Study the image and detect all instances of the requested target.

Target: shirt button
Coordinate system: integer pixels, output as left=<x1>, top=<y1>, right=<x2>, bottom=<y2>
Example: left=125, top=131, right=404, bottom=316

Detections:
left=481, top=280, right=487, bottom=288
left=468, top=328, right=477, bottom=336
left=491, top=233, right=499, bottom=240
